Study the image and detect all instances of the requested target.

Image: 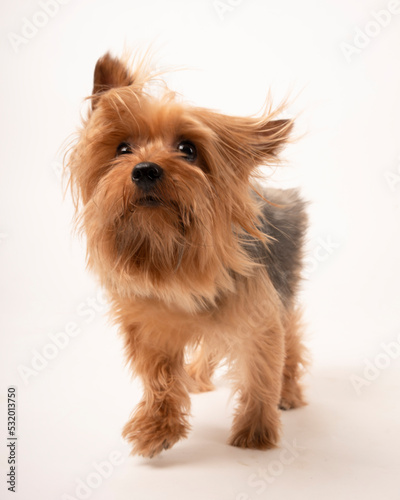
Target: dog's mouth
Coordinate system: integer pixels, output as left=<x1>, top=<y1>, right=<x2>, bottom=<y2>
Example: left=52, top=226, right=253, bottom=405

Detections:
left=126, top=196, right=188, bottom=228
left=126, top=195, right=164, bottom=209
left=136, top=196, right=161, bottom=207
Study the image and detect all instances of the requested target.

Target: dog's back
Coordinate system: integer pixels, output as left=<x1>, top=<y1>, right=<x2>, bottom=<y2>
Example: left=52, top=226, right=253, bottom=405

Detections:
left=244, top=187, right=308, bottom=306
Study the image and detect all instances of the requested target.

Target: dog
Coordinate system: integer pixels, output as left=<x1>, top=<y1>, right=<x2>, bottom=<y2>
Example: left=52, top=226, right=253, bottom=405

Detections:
left=66, top=52, right=308, bottom=458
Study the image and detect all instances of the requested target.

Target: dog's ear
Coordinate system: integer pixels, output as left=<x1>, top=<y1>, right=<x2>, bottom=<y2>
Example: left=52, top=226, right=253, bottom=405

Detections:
left=92, top=53, right=133, bottom=109
left=197, top=110, right=293, bottom=178
left=253, top=118, right=294, bottom=158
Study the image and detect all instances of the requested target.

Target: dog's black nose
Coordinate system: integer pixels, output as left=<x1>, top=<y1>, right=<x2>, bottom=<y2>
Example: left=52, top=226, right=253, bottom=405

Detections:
left=131, top=162, right=163, bottom=189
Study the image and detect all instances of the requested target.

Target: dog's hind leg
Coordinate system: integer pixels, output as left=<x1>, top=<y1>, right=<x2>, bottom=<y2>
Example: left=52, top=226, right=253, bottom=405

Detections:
left=279, top=308, right=308, bottom=410
left=186, top=342, right=221, bottom=393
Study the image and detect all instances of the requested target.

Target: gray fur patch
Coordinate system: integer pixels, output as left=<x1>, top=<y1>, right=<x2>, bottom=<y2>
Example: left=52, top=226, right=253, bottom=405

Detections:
left=243, top=187, right=308, bottom=306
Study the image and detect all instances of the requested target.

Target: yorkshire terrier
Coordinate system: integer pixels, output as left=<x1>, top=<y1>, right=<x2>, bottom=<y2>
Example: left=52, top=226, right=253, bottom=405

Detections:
left=67, top=52, right=308, bottom=458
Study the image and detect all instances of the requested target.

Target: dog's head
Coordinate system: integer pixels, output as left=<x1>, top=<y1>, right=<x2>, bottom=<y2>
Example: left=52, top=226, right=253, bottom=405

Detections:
left=67, top=53, right=293, bottom=310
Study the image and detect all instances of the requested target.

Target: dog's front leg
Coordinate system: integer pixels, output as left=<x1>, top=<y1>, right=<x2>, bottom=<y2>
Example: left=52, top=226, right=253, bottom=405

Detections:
left=229, top=316, right=285, bottom=450
left=122, top=326, right=191, bottom=457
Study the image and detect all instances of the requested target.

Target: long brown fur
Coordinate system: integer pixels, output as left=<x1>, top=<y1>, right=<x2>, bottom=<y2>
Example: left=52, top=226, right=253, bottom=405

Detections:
left=66, top=52, right=309, bottom=457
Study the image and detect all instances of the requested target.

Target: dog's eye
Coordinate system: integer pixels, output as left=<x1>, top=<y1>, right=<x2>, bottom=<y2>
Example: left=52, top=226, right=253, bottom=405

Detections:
left=116, top=142, right=133, bottom=156
left=177, top=140, right=197, bottom=162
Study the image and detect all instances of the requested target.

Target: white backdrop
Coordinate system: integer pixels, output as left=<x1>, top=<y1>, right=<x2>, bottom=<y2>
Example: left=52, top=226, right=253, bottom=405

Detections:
left=1, top=1, right=399, bottom=499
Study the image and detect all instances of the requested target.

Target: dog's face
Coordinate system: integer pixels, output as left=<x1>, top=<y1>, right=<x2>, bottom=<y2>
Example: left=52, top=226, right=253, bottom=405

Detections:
left=68, top=53, right=293, bottom=307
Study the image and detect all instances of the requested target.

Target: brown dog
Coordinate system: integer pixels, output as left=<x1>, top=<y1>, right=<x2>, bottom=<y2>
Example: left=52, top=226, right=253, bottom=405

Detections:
left=67, top=52, right=308, bottom=458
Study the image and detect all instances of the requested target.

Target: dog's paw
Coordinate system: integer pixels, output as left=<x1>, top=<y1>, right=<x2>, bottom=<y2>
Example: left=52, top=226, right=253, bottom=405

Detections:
left=229, top=424, right=280, bottom=450
left=186, top=364, right=215, bottom=394
left=279, top=381, right=307, bottom=410
left=279, top=397, right=294, bottom=410
left=229, top=409, right=281, bottom=450
left=122, top=404, right=190, bottom=458
left=279, top=396, right=306, bottom=410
